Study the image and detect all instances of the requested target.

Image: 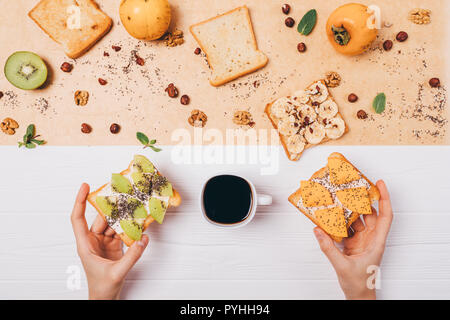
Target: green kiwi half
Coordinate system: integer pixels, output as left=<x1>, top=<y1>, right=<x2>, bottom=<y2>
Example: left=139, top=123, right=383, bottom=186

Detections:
left=4, top=51, right=48, bottom=90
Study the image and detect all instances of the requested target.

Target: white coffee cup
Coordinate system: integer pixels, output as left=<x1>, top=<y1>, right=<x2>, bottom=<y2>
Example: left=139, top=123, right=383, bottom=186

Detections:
left=199, top=174, right=272, bottom=228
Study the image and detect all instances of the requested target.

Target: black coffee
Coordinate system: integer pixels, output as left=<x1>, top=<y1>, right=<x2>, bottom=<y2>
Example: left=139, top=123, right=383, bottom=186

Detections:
left=203, top=175, right=252, bottom=225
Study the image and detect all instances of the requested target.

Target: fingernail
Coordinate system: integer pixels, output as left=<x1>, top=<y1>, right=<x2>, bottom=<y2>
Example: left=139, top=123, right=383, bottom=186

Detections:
left=314, top=228, right=323, bottom=240
left=136, top=236, right=148, bottom=247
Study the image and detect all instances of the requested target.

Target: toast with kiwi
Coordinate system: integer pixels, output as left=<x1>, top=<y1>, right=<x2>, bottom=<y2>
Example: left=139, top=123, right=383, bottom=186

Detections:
left=190, top=6, right=268, bottom=87
left=265, top=79, right=348, bottom=161
left=88, top=155, right=181, bottom=247
left=288, top=153, right=380, bottom=242
left=29, top=0, right=112, bottom=59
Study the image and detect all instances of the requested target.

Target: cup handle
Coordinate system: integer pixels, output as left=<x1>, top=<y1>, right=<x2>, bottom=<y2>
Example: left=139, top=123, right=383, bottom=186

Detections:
left=257, top=194, right=272, bottom=206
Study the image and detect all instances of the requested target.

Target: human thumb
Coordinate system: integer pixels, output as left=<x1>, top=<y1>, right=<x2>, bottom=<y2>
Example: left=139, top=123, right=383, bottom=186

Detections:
left=313, top=228, right=344, bottom=267
left=115, top=235, right=149, bottom=279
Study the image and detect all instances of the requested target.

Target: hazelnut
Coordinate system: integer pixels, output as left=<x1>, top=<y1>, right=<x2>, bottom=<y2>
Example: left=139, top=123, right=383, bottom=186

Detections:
left=285, top=17, right=295, bottom=28
left=383, top=40, right=393, bottom=51
left=135, top=55, right=145, bottom=66
left=98, top=78, right=107, bottom=85
left=180, top=95, right=190, bottom=105
left=81, top=123, right=92, bottom=134
left=282, top=4, right=291, bottom=15
left=357, top=110, right=368, bottom=120
left=348, top=93, right=358, bottom=103
left=60, top=62, right=73, bottom=73
left=396, top=31, right=408, bottom=42
left=297, top=43, right=307, bottom=53
left=110, top=123, right=121, bottom=134
left=429, top=78, right=441, bottom=88
left=194, top=48, right=201, bottom=55
left=112, top=45, right=121, bottom=52
left=165, top=83, right=179, bottom=98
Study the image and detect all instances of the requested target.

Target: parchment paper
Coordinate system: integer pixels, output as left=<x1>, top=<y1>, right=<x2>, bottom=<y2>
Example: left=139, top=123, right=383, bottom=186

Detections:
left=0, top=0, right=448, bottom=145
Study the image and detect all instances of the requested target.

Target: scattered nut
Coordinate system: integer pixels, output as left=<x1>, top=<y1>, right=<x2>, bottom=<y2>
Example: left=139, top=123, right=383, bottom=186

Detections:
left=282, top=4, right=291, bottom=15
left=383, top=40, right=393, bottom=51
left=165, top=83, right=179, bottom=98
left=60, top=62, right=73, bottom=73
left=233, top=111, right=253, bottom=126
left=188, top=109, right=207, bottom=128
left=285, top=17, right=295, bottom=28
left=164, top=29, right=184, bottom=47
left=74, top=90, right=89, bottom=106
left=0, top=91, right=3, bottom=99
left=348, top=93, right=358, bottom=103
left=180, top=95, right=190, bottom=105
left=98, top=78, right=107, bottom=85
left=429, top=78, right=441, bottom=88
left=103, top=51, right=110, bottom=57
left=81, top=123, right=92, bottom=134
left=110, top=123, right=121, bottom=134
left=194, top=47, right=201, bottom=55
left=408, top=8, right=431, bottom=25
left=112, top=45, right=121, bottom=52
left=135, top=54, right=145, bottom=66
left=396, top=31, right=408, bottom=42
left=297, top=42, right=307, bottom=53
left=357, top=110, right=368, bottom=119
left=1, top=117, right=19, bottom=135
left=324, top=71, right=341, bottom=88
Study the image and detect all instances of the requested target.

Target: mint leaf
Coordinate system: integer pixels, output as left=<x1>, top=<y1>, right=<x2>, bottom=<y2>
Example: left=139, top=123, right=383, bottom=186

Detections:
left=31, top=139, right=45, bottom=145
left=136, top=132, right=149, bottom=145
left=149, top=145, right=162, bottom=152
left=297, top=9, right=317, bottom=36
left=372, top=93, right=386, bottom=114
left=149, top=139, right=156, bottom=145
left=26, top=124, right=35, bottom=138
left=25, top=142, right=36, bottom=149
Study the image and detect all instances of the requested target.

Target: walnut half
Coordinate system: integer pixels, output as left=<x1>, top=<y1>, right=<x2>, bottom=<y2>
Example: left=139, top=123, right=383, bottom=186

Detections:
left=1, top=117, right=19, bottom=135
left=233, top=111, right=253, bottom=126
left=324, top=71, right=341, bottom=88
left=188, top=109, right=208, bottom=128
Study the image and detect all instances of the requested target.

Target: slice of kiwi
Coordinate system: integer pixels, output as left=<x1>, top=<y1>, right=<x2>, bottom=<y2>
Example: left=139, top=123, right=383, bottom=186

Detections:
left=127, top=198, right=148, bottom=220
left=152, top=175, right=173, bottom=197
left=120, top=219, right=142, bottom=241
left=148, top=197, right=167, bottom=224
left=131, top=171, right=151, bottom=194
left=4, top=51, right=48, bottom=90
left=133, top=155, right=154, bottom=173
left=111, top=173, right=133, bottom=194
left=95, top=196, right=117, bottom=217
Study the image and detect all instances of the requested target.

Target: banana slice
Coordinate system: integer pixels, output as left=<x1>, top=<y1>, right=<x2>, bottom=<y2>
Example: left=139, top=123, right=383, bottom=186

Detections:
left=304, top=122, right=326, bottom=144
left=298, top=104, right=317, bottom=123
left=308, top=81, right=329, bottom=104
left=286, top=135, right=306, bottom=154
left=271, top=97, right=295, bottom=120
left=325, top=116, right=346, bottom=139
left=278, top=118, right=298, bottom=136
left=291, top=90, right=310, bottom=104
left=317, top=99, right=338, bottom=119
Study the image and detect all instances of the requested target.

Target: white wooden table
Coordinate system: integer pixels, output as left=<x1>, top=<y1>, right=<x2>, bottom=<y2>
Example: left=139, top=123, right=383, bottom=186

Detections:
left=0, top=145, right=449, bottom=299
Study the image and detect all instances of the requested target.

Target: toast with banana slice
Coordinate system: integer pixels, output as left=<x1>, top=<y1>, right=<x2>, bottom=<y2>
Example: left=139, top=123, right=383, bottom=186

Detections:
left=289, top=153, right=380, bottom=242
left=265, top=79, right=348, bottom=161
left=88, top=155, right=181, bottom=247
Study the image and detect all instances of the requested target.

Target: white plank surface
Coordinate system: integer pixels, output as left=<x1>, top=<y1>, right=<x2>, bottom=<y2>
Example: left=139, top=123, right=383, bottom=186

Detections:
left=0, top=145, right=450, bottom=299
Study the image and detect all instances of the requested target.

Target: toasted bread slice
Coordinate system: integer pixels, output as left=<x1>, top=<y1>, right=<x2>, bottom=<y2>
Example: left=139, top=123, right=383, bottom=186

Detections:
left=88, top=157, right=181, bottom=247
left=265, top=79, right=348, bottom=161
left=190, top=6, right=268, bottom=87
left=29, top=0, right=112, bottom=59
left=289, top=153, right=380, bottom=242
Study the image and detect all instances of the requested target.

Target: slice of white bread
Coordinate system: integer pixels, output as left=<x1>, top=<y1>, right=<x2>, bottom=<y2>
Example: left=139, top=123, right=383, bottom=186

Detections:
left=87, top=159, right=181, bottom=247
left=288, top=153, right=380, bottom=242
left=29, top=0, right=112, bottom=59
left=190, top=6, right=268, bottom=87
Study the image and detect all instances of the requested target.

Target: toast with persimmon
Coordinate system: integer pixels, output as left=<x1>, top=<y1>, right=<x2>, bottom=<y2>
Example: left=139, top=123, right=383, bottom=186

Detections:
left=289, top=153, right=380, bottom=242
